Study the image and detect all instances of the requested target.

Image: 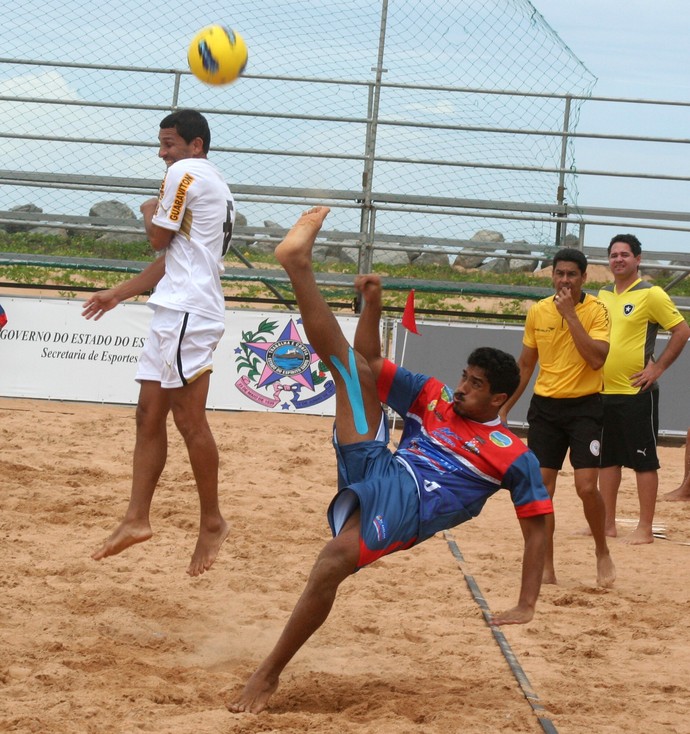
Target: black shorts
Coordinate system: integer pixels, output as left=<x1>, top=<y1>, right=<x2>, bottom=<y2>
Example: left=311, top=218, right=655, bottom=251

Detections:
left=527, top=393, right=603, bottom=471
left=600, top=391, right=660, bottom=472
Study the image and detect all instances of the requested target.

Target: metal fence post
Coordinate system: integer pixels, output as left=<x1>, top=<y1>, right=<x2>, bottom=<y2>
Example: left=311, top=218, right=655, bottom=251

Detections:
left=357, top=0, right=388, bottom=281
left=170, top=71, right=182, bottom=110
left=555, top=95, right=572, bottom=247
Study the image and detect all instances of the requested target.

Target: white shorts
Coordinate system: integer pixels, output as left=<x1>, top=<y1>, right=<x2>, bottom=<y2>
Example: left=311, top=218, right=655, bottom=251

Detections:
left=136, top=307, right=225, bottom=389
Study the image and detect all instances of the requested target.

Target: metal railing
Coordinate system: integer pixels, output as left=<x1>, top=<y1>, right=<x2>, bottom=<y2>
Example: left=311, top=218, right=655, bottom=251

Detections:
left=1, top=56, right=689, bottom=294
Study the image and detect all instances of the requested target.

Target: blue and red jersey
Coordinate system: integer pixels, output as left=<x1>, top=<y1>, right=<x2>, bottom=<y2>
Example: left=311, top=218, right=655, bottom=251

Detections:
left=377, top=359, right=552, bottom=542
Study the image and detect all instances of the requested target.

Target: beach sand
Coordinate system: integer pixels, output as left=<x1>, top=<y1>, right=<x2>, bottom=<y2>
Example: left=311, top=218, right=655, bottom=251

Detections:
left=1, top=397, right=688, bottom=734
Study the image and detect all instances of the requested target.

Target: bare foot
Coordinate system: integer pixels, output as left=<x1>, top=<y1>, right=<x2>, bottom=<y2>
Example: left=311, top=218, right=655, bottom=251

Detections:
left=92, top=519, right=152, bottom=561
left=661, top=486, right=690, bottom=502
left=620, top=526, right=654, bottom=545
left=187, top=519, right=230, bottom=576
left=596, top=552, right=616, bottom=588
left=491, top=604, right=535, bottom=626
left=227, top=668, right=280, bottom=714
left=274, top=206, right=330, bottom=269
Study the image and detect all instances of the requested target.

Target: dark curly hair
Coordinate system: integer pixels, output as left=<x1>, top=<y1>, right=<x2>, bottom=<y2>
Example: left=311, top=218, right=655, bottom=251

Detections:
left=159, top=109, right=211, bottom=154
left=467, top=347, right=520, bottom=397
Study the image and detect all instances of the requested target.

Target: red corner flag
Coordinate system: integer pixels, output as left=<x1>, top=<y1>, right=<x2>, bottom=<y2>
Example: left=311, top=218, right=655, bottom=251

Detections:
left=401, top=289, right=420, bottom=334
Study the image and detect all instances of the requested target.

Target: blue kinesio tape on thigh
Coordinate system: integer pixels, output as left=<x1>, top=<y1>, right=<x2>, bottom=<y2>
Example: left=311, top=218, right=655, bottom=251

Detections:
left=330, top=347, right=368, bottom=435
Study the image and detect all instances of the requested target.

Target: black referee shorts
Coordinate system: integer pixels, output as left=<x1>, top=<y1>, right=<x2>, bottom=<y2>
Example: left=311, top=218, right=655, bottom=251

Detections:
left=527, top=393, right=603, bottom=471
left=600, top=391, right=660, bottom=472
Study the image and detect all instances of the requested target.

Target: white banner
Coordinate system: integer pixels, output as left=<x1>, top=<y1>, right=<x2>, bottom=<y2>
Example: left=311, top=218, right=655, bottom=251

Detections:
left=0, top=296, right=359, bottom=416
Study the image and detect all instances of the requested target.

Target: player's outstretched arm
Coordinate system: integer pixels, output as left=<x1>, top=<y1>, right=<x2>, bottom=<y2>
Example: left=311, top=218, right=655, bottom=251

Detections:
left=82, top=257, right=166, bottom=320
left=491, top=514, right=546, bottom=626
left=354, top=274, right=385, bottom=379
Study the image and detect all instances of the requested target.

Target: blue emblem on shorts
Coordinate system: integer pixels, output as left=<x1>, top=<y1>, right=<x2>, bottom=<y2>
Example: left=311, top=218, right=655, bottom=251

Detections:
left=489, top=431, right=513, bottom=448
left=373, top=514, right=387, bottom=541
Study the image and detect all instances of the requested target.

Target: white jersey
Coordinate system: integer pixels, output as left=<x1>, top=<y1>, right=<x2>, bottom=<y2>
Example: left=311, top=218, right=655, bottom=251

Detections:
left=148, top=157, right=234, bottom=321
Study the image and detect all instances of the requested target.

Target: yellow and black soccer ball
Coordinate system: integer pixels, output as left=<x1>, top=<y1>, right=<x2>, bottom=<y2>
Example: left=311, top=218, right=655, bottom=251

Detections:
left=187, top=25, right=248, bottom=86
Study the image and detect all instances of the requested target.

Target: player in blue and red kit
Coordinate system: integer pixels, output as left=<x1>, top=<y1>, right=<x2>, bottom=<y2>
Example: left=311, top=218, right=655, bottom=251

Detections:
left=229, top=206, right=553, bottom=715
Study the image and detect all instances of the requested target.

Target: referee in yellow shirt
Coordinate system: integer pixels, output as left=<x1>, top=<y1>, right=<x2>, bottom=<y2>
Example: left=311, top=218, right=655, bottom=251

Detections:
left=501, top=248, right=616, bottom=588
left=598, top=234, right=690, bottom=544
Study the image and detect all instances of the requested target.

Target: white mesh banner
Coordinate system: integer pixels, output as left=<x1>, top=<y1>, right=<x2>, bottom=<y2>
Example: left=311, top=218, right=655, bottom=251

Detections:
left=0, top=296, right=358, bottom=415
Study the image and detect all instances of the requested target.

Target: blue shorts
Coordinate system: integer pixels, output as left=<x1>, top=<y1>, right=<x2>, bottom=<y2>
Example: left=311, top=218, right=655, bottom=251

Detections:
left=327, top=415, right=420, bottom=570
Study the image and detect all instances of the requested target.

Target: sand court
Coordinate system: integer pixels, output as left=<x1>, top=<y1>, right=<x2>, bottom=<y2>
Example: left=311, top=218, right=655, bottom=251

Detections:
left=1, top=397, right=688, bottom=733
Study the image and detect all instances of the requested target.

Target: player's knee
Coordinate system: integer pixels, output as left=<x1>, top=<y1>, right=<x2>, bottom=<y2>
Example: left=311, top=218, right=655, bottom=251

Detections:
left=310, top=540, right=357, bottom=588
left=575, top=482, right=599, bottom=500
left=135, top=402, right=167, bottom=434
left=171, top=407, right=209, bottom=442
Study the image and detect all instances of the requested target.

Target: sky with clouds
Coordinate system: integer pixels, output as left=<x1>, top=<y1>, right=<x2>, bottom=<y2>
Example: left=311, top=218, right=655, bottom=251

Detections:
left=531, top=0, right=690, bottom=251
left=534, top=0, right=690, bottom=100
left=0, top=0, right=687, bottom=251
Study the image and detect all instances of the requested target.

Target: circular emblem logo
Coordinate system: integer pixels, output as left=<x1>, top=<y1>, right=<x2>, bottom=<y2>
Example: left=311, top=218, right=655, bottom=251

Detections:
left=265, top=339, right=311, bottom=377
left=489, top=431, right=513, bottom=448
left=441, top=385, right=454, bottom=402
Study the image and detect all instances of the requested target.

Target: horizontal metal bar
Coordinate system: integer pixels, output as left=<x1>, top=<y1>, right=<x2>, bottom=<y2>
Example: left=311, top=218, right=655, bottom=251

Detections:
left=3, top=56, right=690, bottom=108
left=3, top=131, right=688, bottom=183
left=2, top=176, right=690, bottom=227
left=2, top=98, right=688, bottom=148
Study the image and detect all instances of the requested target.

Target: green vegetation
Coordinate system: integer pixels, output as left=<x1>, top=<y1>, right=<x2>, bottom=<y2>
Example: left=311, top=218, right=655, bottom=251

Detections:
left=2, top=230, right=689, bottom=322
left=0, top=230, right=151, bottom=261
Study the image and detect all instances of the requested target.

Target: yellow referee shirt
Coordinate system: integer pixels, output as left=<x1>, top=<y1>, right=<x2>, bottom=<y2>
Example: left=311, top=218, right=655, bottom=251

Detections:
left=598, top=279, right=684, bottom=394
left=524, top=293, right=610, bottom=398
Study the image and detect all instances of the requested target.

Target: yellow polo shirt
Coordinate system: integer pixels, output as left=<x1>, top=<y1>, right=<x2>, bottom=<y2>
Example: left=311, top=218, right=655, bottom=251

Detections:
left=598, top=279, right=684, bottom=394
left=524, top=293, right=610, bottom=398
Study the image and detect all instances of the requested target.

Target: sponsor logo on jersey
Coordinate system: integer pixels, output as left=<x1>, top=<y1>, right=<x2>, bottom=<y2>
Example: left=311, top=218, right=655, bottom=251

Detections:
left=462, top=438, right=481, bottom=455
left=234, top=316, right=335, bottom=411
left=169, top=172, right=195, bottom=222
left=441, top=385, right=454, bottom=402
left=489, top=430, right=513, bottom=448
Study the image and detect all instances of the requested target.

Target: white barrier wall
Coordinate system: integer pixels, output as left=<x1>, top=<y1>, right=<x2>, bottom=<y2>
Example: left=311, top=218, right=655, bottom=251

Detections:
left=394, top=320, right=690, bottom=438
left=0, top=296, right=358, bottom=416
left=4, top=295, right=687, bottom=436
